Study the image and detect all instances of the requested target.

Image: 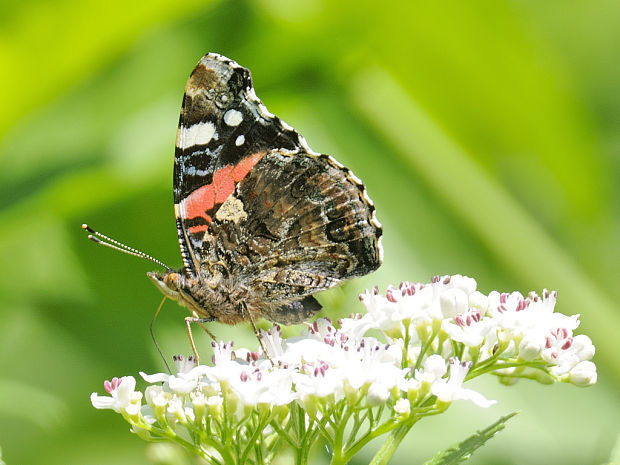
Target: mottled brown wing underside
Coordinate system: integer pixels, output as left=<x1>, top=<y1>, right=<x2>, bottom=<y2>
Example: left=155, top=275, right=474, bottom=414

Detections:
left=201, top=150, right=383, bottom=308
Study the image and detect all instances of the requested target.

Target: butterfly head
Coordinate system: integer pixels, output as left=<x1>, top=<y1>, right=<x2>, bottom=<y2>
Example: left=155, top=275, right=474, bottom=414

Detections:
left=147, top=271, right=183, bottom=301
left=147, top=270, right=210, bottom=318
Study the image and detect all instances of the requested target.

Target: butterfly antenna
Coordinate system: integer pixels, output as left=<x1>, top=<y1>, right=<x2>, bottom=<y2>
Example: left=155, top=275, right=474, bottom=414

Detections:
left=82, top=224, right=173, bottom=271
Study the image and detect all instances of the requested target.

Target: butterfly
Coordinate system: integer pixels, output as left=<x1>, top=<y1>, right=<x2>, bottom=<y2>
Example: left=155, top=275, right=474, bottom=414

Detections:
left=85, top=53, right=383, bottom=361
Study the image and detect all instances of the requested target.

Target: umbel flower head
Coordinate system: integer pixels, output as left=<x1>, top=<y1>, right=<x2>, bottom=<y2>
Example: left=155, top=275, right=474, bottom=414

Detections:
left=91, top=275, right=596, bottom=465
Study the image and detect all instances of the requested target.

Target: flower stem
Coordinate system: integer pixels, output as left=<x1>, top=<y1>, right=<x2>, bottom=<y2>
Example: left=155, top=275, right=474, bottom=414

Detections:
left=415, top=326, right=439, bottom=371
left=467, top=360, right=550, bottom=380
left=368, top=422, right=414, bottom=465
left=402, top=322, right=411, bottom=369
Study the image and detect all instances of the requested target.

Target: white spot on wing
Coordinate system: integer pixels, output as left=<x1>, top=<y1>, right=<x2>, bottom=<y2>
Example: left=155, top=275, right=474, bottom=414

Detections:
left=235, top=135, right=245, bottom=146
left=179, top=121, right=216, bottom=148
left=224, top=109, right=243, bottom=126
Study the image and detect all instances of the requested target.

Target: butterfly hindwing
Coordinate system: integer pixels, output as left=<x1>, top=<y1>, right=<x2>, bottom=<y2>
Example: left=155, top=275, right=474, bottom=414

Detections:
left=202, top=150, right=383, bottom=322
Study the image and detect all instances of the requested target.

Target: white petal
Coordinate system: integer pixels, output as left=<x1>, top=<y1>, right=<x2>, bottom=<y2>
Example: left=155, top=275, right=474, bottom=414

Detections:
left=168, top=376, right=197, bottom=395
left=423, top=355, right=447, bottom=379
left=518, top=333, right=545, bottom=361
left=90, top=393, right=116, bottom=410
left=440, top=289, right=468, bottom=318
left=140, top=372, right=169, bottom=383
left=572, top=335, right=595, bottom=361
left=569, top=361, right=597, bottom=387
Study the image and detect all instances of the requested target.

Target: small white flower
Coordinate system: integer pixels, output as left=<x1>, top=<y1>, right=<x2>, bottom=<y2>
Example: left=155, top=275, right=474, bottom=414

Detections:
left=145, top=385, right=170, bottom=410
left=212, top=341, right=235, bottom=366
left=468, top=291, right=488, bottom=314
left=227, top=367, right=296, bottom=407
left=442, top=308, right=488, bottom=347
left=173, top=354, right=197, bottom=374
left=313, top=338, right=406, bottom=401
left=140, top=365, right=210, bottom=396
left=259, top=325, right=285, bottom=359
left=338, top=313, right=378, bottom=340
left=431, top=359, right=496, bottom=408
left=278, top=336, right=329, bottom=366
left=91, top=376, right=142, bottom=414
left=167, top=396, right=185, bottom=420
left=417, top=355, right=447, bottom=382
left=393, top=398, right=411, bottom=416
left=541, top=327, right=575, bottom=369
left=487, top=291, right=528, bottom=315
left=568, top=361, right=597, bottom=387
left=518, top=333, right=546, bottom=361
left=449, top=274, right=478, bottom=295
left=307, top=318, right=338, bottom=339
left=293, top=363, right=344, bottom=402
left=571, top=334, right=595, bottom=361
left=367, top=382, right=390, bottom=405
left=544, top=330, right=596, bottom=376
left=360, top=282, right=432, bottom=332
left=190, top=390, right=206, bottom=409
left=404, top=378, right=422, bottom=395
left=439, top=288, right=468, bottom=318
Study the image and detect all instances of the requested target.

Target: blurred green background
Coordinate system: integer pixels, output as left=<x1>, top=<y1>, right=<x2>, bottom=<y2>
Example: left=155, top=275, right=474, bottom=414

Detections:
left=1, top=0, right=619, bottom=464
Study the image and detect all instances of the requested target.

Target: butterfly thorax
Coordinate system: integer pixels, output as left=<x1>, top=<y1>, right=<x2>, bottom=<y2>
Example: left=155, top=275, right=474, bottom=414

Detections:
left=147, top=269, right=270, bottom=325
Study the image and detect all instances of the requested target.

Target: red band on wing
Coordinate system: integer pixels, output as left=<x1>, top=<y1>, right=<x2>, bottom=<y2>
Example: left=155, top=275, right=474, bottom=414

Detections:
left=213, top=165, right=235, bottom=203
left=188, top=223, right=210, bottom=234
left=182, top=152, right=265, bottom=235
left=232, top=152, right=264, bottom=182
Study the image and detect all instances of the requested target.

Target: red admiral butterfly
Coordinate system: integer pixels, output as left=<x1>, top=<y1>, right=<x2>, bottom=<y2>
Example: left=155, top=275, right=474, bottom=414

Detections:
left=85, top=53, right=383, bottom=359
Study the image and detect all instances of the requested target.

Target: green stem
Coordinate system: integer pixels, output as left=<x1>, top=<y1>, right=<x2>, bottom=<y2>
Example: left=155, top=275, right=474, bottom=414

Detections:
left=402, top=322, right=411, bottom=369
left=329, top=404, right=351, bottom=465
left=467, top=360, right=550, bottom=380
left=147, top=422, right=234, bottom=464
left=339, top=416, right=414, bottom=464
left=415, top=326, right=439, bottom=371
left=240, top=413, right=269, bottom=464
left=269, top=420, right=297, bottom=448
left=344, top=411, right=364, bottom=450
left=368, top=422, right=415, bottom=465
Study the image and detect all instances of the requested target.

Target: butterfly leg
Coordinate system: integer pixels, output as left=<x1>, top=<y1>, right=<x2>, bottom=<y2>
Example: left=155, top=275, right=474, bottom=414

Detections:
left=185, top=313, right=216, bottom=365
left=240, top=302, right=275, bottom=365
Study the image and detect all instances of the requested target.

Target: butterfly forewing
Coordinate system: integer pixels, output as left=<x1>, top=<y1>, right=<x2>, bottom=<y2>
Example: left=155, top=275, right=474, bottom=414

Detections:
left=174, top=54, right=311, bottom=275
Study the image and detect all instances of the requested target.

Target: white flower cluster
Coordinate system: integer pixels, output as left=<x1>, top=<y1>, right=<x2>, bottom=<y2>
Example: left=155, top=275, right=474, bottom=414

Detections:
left=358, top=275, right=596, bottom=386
left=91, top=275, right=596, bottom=464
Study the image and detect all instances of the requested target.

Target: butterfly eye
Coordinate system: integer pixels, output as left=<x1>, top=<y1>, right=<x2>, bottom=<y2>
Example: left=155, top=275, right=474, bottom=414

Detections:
left=164, top=272, right=179, bottom=291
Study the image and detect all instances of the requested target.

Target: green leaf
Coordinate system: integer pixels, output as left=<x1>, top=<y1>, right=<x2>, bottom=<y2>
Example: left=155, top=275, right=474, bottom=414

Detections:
left=422, top=412, right=518, bottom=465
